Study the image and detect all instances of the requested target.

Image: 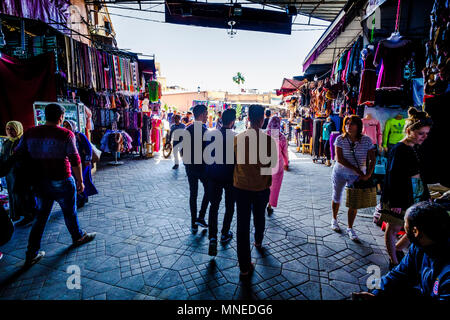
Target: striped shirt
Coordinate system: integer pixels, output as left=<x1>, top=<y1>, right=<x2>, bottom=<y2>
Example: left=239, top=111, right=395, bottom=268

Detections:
left=334, top=134, right=374, bottom=174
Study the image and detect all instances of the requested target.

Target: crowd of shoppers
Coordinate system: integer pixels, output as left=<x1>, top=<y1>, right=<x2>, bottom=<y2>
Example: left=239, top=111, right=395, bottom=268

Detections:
left=1, top=101, right=447, bottom=299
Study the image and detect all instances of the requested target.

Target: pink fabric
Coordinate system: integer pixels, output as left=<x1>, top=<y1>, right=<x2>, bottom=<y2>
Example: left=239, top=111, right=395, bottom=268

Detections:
left=84, top=106, right=93, bottom=131
left=151, top=118, right=162, bottom=152
left=267, top=129, right=289, bottom=207
left=329, top=131, right=340, bottom=160
left=362, top=118, right=382, bottom=146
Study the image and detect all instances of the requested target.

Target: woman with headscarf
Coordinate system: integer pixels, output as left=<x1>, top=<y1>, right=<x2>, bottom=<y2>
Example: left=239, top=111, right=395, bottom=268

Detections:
left=63, top=120, right=98, bottom=208
left=0, top=121, right=35, bottom=225
left=265, top=116, right=289, bottom=215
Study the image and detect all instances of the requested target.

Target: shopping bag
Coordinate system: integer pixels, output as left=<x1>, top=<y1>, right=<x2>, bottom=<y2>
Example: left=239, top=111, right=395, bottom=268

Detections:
left=374, top=156, right=387, bottom=175
left=346, top=184, right=377, bottom=209
left=91, top=143, right=102, bottom=163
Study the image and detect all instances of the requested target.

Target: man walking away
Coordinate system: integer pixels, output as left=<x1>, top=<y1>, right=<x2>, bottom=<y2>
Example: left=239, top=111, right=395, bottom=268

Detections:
left=262, top=109, right=271, bottom=130
left=206, top=109, right=237, bottom=256
left=233, top=104, right=277, bottom=278
left=15, top=103, right=96, bottom=266
left=170, top=114, right=185, bottom=169
left=184, top=105, right=209, bottom=233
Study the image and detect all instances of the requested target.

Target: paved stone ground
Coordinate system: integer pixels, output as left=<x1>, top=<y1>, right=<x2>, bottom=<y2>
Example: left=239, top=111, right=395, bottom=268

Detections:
left=0, top=144, right=391, bottom=300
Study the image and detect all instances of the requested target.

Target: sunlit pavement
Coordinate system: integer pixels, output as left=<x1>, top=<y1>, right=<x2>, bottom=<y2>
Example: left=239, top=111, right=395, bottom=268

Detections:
left=0, top=144, right=390, bottom=300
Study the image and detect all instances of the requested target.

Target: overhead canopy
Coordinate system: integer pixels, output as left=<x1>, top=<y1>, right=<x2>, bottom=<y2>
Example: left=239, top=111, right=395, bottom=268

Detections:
left=97, top=0, right=351, bottom=23
left=249, top=0, right=350, bottom=22
left=302, top=0, right=364, bottom=72
left=139, top=59, right=156, bottom=74
left=0, top=0, right=70, bottom=34
left=276, top=78, right=304, bottom=97
left=165, top=0, right=292, bottom=35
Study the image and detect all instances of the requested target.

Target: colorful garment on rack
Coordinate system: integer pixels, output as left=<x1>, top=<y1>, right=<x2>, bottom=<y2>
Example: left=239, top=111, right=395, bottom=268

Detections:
left=358, top=49, right=377, bottom=106
left=148, top=81, right=160, bottom=102
left=151, top=118, right=162, bottom=152
left=374, top=39, right=412, bottom=90
left=64, top=37, right=140, bottom=93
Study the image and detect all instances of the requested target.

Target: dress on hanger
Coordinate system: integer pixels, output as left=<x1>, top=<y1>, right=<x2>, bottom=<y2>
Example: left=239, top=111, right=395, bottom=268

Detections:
left=374, top=39, right=412, bottom=90
left=358, top=50, right=377, bottom=105
left=362, top=118, right=382, bottom=146
left=151, top=117, right=162, bottom=152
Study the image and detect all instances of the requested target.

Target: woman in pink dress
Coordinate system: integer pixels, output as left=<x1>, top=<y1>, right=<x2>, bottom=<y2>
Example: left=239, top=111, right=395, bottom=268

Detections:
left=151, top=117, right=162, bottom=152
left=266, top=117, right=289, bottom=215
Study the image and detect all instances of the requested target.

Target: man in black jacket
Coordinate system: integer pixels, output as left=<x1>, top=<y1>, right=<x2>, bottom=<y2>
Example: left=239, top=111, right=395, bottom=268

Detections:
left=205, top=109, right=237, bottom=256
left=183, top=105, right=209, bottom=233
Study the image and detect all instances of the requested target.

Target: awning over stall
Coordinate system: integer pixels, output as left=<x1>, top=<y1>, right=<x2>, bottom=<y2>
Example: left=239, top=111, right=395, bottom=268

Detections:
left=276, top=78, right=304, bottom=97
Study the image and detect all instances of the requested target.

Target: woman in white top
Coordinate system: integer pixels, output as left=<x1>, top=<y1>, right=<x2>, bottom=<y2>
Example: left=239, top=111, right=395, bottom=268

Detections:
left=331, top=115, right=376, bottom=241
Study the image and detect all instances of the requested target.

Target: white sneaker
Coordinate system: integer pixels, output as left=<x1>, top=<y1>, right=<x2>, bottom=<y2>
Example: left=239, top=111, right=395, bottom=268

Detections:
left=347, top=228, right=359, bottom=241
left=331, top=219, right=340, bottom=232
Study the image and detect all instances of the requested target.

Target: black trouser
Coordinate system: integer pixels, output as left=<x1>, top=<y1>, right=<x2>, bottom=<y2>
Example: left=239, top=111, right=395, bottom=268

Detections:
left=235, top=187, right=270, bottom=272
left=185, top=167, right=209, bottom=227
left=207, top=179, right=235, bottom=240
left=322, top=139, right=331, bottom=160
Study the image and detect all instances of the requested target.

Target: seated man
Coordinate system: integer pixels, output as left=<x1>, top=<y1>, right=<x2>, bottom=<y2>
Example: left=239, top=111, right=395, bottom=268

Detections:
left=353, top=201, right=449, bottom=300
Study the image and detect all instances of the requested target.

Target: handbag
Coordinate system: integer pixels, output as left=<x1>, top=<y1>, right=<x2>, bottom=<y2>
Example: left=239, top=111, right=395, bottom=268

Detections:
left=345, top=137, right=377, bottom=209
left=378, top=203, right=405, bottom=226
left=374, top=155, right=387, bottom=175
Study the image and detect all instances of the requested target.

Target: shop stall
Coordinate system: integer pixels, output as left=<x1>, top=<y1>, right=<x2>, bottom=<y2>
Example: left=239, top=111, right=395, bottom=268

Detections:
left=290, top=0, right=447, bottom=191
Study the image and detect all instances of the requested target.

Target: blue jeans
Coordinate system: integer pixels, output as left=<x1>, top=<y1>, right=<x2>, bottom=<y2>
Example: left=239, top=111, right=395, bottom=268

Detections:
left=26, top=177, right=84, bottom=258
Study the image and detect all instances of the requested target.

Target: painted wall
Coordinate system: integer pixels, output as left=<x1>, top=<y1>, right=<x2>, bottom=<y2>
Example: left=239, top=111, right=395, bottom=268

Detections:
left=161, top=91, right=209, bottom=112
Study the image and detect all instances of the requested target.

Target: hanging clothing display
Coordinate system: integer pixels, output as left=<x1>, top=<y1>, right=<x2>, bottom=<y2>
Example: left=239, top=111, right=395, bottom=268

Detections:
left=0, top=53, right=57, bottom=133
left=100, top=130, right=133, bottom=153
left=151, top=117, right=162, bottom=152
left=382, top=117, right=406, bottom=150
left=358, top=48, right=377, bottom=106
left=312, top=118, right=326, bottom=158
left=362, top=118, right=382, bottom=146
left=148, top=81, right=160, bottom=102
left=424, top=0, right=449, bottom=96
left=63, top=37, right=139, bottom=93
left=374, top=39, right=412, bottom=90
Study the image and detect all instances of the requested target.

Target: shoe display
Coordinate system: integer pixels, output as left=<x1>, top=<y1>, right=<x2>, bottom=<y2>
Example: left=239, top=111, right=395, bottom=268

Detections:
left=331, top=219, right=340, bottom=232
left=220, top=231, right=233, bottom=243
left=24, top=251, right=45, bottom=266
left=195, top=219, right=208, bottom=228
left=346, top=228, right=359, bottom=241
left=72, top=232, right=96, bottom=247
left=208, top=239, right=217, bottom=256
